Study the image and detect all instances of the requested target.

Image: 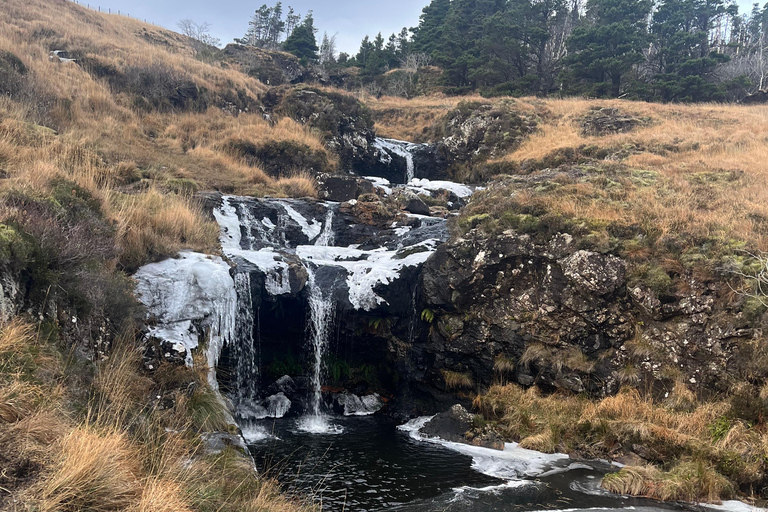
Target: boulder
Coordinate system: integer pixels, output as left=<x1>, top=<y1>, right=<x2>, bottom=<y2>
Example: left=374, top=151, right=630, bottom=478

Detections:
left=419, top=404, right=474, bottom=443
left=404, top=197, right=431, bottom=216
left=318, top=175, right=375, bottom=202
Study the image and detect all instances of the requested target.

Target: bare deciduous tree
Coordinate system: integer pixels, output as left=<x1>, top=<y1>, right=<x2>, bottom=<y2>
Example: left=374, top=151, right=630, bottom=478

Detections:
left=178, top=19, right=221, bottom=52
left=400, top=52, right=432, bottom=73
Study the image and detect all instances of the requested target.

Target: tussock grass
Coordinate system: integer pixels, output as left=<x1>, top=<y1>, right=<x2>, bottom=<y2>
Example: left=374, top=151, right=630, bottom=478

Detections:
left=492, top=97, right=768, bottom=252
left=493, top=354, right=516, bottom=375
left=276, top=171, right=319, bottom=199
left=474, top=384, right=767, bottom=503
left=113, top=189, right=219, bottom=270
left=441, top=370, right=474, bottom=390
left=0, top=317, right=312, bottom=512
left=37, top=427, right=142, bottom=511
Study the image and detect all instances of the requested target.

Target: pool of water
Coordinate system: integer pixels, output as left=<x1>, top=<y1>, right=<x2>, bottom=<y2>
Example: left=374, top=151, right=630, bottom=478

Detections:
left=246, top=415, right=694, bottom=512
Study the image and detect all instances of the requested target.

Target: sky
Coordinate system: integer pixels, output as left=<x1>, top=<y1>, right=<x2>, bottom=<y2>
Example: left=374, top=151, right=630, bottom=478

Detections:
left=79, top=0, right=427, bottom=55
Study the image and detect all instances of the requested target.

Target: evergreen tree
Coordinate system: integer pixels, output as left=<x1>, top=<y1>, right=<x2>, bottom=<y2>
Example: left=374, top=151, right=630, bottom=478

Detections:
left=650, top=0, right=730, bottom=100
left=283, top=14, right=319, bottom=62
left=411, top=0, right=452, bottom=55
left=565, top=0, right=652, bottom=96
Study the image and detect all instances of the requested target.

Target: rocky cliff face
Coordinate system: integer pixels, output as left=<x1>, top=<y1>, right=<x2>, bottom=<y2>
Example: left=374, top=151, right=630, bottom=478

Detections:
left=410, top=227, right=755, bottom=405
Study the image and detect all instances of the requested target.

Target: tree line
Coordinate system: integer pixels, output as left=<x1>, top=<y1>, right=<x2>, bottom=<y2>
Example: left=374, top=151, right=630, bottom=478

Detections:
left=396, top=0, right=768, bottom=101
left=192, top=0, right=768, bottom=101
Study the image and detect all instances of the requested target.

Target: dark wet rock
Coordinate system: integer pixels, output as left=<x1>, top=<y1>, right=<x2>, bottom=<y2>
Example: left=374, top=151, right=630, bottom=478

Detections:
left=419, top=404, right=474, bottom=443
left=267, top=375, right=297, bottom=396
left=318, top=175, right=375, bottom=202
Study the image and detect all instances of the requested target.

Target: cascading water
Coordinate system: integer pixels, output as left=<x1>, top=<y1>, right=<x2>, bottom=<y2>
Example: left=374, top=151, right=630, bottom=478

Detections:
left=233, top=272, right=258, bottom=414
left=315, top=206, right=335, bottom=247
left=210, top=190, right=448, bottom=431
left=373, top=137, right=420, bottom=183
left=296, top=269, right=341, bottom=433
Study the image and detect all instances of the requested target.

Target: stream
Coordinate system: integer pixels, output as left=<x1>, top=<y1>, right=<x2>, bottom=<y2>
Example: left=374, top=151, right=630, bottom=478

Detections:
left=247, top=415, right=692, bottom=512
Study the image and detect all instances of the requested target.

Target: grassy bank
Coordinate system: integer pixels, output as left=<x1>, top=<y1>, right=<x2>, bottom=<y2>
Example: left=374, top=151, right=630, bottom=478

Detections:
left=0, top=319, right=313, bottom=511
left=474, top=382, right=768, bottom=503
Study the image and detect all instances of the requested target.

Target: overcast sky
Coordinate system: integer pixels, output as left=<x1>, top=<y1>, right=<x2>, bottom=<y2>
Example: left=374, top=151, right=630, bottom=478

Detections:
left=82, top=0, right=426, bottom=54
left=83, top=0, right=758, bottom=55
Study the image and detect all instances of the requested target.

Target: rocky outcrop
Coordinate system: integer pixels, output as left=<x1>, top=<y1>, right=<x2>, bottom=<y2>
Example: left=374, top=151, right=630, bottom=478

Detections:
left=317, top=175, right=374, bottom=202
left=422, top=101, right=539, bottom=181
left=409, top=228, right=754, bottom=403
left=419, top=404, right=504, bottom=450
left=262, top=86, right=377, bottom=173
left=579, top=107, right=650, bottom=136
left=221, top=44, right=305, bottom=86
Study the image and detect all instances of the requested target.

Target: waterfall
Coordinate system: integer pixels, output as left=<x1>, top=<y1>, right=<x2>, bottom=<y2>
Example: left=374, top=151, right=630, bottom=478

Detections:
left=315, top=206, right=335, bottom=247
left=297, top=268, right=341, bottom=433
left=233, top=272, right=258, bottom=415
left=373, top=138, right=419, bottom=183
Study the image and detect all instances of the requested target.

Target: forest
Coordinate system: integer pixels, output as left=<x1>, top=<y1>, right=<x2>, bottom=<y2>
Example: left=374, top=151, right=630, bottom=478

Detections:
left=232, top=0, right=768, bottom=101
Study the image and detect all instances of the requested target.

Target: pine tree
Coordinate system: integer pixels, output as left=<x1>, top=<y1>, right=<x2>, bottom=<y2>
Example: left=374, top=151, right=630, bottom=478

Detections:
left=283, top=14, right=319, bottom=62
left=565, top=0, right=652, bottom=97
left=650, top=0, right=730, bottom=100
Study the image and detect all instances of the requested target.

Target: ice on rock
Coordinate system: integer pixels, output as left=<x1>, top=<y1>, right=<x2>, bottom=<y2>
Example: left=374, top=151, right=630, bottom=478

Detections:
left=213, top=196, right=242, bottom=250
left=339, top=392, right=384, bottom=416
left=398, top=416, right=570, bottom=480
left=407, top=178, right=474, bottom=198
left=134, top=251, right=236, bottom=387
left=264, top=392, right=292, bottom=418
left=364, top=176, right=393, bottom=195
left=281, top=202, right=322, bottom=241
left=297, top=241, right=438, bottom=311
left=373, top=137, right=423, bottom=182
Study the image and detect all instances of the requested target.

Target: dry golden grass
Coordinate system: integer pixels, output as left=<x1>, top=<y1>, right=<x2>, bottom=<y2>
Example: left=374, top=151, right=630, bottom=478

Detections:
left=0, top=316, right=313, bottom=512
left=113, top=189, right=220, bottom=270
left=473, top=383, right=767, bottom=503
left=37, top=427, right=142, bottom=511
left=0, top=0, right=331, bottom=273
left=441, top=369, right=474, bottom=390
left=492, top=97, right=768, bottom=251
left=365, top=93, right=479, bottom=141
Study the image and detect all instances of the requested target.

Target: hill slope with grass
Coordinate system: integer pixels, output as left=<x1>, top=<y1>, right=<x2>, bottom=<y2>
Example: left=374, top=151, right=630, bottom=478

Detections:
left=3, top=0, right=768, bottom=508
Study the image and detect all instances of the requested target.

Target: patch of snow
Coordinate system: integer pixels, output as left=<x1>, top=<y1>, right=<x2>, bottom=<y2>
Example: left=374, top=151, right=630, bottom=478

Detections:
left=704, top=502, right=767, bottom=512
left=398, top=416, right=569, bottom=480
left=364, top=176, right=393, bottom=195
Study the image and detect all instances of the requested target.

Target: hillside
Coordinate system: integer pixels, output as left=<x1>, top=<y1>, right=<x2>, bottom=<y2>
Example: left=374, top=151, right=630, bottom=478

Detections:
left=2, top=0, right=768, bottom=509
